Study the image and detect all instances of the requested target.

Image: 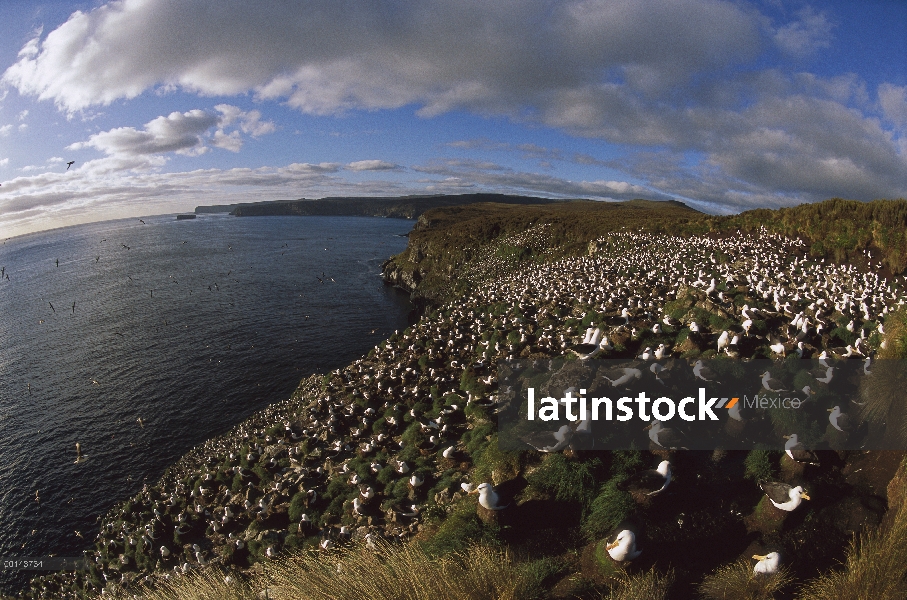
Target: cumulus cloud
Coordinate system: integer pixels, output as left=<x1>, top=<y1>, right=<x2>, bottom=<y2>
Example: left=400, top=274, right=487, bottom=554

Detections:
left=345, top=160, right=401, bottom=172
left=69, top=105, right=275, bottom=158
left=773, top=7, right=834, bottom=58
left=0, top=124, right=11, bottom=137
left=413, top=159, right=671, bottom=201
left=0, top=0, right=762, bottom=114
left=1, top=0, right=905, bottom=210
left=879, top=83, right=907, bottom=130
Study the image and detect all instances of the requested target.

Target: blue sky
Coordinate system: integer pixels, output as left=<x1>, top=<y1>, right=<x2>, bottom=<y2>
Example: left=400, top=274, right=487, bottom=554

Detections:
left=0, top=0, right=905, bottom=239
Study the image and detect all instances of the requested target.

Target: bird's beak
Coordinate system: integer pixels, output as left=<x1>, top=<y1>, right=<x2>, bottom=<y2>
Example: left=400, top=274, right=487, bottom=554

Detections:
left=827, top=408, right=834, bottom=413
left=801, top=492, right=811, bottom=501
left=606, top=541, right=619, bottom=551
left=468, top=489, right=479, bottom=495
left=752, top=554, right=767, bottom=561
left=782, top=435, right=791, bottom=440
left=643, top=424, right=652, bottom=431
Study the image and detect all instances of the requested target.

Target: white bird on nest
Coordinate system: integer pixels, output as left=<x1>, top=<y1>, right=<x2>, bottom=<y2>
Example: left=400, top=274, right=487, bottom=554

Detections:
left=784, top=434, right=819, bottom=465
left=827, top=406, right=852, bottom=433
left=469, top=482, right=509, bottom=510
left=753, top=552, right=780, bottom=575
left=620, top=460, right=671, bottom=496
left=522, top=424, right=573, bottom=453
left=606, top=530, right=641, bottom=561
left=760, top=371, right=788, bottom=393
left=693, top=360, right=718, bottom=383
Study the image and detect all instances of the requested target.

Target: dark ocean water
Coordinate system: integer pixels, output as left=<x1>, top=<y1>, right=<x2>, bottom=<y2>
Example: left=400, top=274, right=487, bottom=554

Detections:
left=0, top=214, right=413, bottom=593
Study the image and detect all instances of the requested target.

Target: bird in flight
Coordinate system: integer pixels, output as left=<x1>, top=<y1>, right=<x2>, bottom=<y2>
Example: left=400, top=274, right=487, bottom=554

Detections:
left=139, top=219, right=146, bottom=225
left=48, top=302, right=55, bottom=313
left=66, top=161, right=75, bottom=170
left=71, top=302, right=76, bottom=314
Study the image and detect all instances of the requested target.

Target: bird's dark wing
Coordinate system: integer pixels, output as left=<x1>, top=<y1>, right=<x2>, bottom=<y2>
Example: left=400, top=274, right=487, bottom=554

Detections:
left=759, top=480, right=792, bottom=504
left=619, top=469, right=666, bottom=494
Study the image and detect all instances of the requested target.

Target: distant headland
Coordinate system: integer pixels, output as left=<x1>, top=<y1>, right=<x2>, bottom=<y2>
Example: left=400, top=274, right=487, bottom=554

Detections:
left=193, top=193, right=689, bottom=220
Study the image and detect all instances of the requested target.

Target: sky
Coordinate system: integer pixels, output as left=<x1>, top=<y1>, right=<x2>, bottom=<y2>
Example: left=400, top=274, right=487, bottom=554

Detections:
left=0, top=0, right=905, bottom=239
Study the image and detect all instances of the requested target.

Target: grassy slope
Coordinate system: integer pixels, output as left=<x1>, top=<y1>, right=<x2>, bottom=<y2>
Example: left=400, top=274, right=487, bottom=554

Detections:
left=384, top=197, right=907, bottom=306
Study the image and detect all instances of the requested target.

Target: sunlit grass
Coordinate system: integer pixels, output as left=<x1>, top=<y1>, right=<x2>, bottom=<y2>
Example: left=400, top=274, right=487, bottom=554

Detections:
left=797, top=459, right=907, bottom=600
left=698, top=558, right=792, bottom=600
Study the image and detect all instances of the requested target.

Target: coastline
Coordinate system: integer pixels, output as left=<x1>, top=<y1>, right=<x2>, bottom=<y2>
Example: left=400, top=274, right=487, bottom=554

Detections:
left=15, top=198, right=907, bottom=599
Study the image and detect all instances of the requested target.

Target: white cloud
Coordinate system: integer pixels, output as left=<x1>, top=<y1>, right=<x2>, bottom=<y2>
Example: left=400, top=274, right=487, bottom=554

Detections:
left=346, top=160, right=401, bottom=172
left=0, top=0, right=763, bottom=114
left=70, top=109, right=218, bottom=156
left=413, top=159, right=670, bottom=201
left=18, top=110, right=29, bottom=121
left=1, top=0, right=905, bottom=210
left=879, top=83, right=907, bottom=130
left=211, top=129, right=242, bottom=152
left=0, top=124, right=11, bottom=137
left=773, top=7, right=833, bottom=58
left=0, top=158, right=9, bottom=166
left=68, top=105, right=275, bottom=159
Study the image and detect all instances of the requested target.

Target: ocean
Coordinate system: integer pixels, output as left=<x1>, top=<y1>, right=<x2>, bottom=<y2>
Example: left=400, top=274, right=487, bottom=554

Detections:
left=0, top=214, right=413, bottom=593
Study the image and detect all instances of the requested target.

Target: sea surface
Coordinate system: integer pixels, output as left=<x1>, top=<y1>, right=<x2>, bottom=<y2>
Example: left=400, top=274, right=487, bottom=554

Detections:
left=0, top=214, right=413, bottom=593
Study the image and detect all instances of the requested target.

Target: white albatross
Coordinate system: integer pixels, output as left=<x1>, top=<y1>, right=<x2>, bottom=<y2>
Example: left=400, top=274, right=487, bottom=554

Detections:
left=753, top=552, right=780, bottom=575
left=606, top=530, right=641, bottom=561
left=469, top=482, right=509, bottom=510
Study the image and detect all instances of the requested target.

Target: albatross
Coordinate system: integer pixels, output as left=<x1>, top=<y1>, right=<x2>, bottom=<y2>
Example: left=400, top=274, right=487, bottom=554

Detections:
left=827, top=406, right=852, bottom=433
left=646, top=421, right=685, bottom=449
left=759, top=480, right=810, bottom=511
left=469, top=482, right=509, bottom=510
left=753, top=552, right=780, bottom=575
left=784, top=434, right=820, bottom=465
left=522, top=424, right=573, bottom=453
left=760, top=371, right=789, bottom=393
left=605, top=530, right=641, bottom=561
left=619, top=460, right=671, bottom=496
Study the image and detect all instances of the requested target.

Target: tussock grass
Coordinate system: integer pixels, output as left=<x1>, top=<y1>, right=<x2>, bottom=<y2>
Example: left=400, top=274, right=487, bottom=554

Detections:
left=600, top=569, right=674, bottom=600
left=797, top=480, right=907, bottom=600
left=106, top=569, right=257, bottom=600
left=858, top=306, right=907, bottom=445
left=111, top=541, right=522, bottom=600
left=698, top=558, right=792, bottom=600
left=263, top=539, right=522, bottom=600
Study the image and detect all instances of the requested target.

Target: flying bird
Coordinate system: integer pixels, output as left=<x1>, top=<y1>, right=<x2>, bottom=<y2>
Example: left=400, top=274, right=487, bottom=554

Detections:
left=66, top=161, right=75, bottom=170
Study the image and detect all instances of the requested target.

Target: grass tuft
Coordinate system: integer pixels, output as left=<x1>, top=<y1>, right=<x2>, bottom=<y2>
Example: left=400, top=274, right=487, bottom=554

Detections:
left=699, top=558, right=792, bottom=600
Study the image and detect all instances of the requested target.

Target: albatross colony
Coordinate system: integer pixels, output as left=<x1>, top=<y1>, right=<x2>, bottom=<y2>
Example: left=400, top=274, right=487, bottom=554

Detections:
left=26, top=226, right=906, bottom=598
